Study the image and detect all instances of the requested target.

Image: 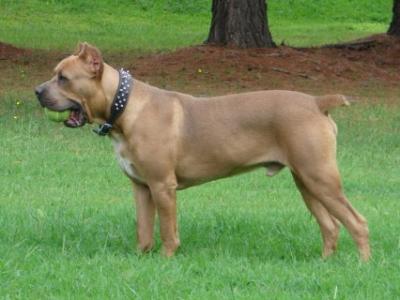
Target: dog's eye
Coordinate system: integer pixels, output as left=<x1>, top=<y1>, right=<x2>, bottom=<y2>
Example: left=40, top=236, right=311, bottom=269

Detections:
left=58, top=73, right=68, bottom=83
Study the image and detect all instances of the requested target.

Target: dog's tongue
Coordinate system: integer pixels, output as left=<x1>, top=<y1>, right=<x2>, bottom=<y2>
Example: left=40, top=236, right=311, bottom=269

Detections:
left=64, top=110, right=82, bottom=127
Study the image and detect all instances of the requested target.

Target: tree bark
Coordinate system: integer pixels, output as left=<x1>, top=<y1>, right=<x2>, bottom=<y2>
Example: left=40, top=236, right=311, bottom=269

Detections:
left=205, top=0, right=275, bottom=48
left=388, top=0, right=400, bottom=36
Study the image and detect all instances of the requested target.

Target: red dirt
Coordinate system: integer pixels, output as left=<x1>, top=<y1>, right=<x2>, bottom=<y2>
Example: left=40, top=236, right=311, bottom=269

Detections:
left=1, top=34, right=400, bottom=102
left=129, top=34, right=400, bottom=96
left=0, top=42, right=30, bottom=60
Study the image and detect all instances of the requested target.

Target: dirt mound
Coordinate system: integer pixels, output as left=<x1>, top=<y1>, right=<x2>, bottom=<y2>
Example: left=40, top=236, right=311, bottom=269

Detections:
left=130, top=34, right=400, bottom=95
left=1, top=35, right=399, bottom=99
left=0, top=42, right=30, bottom=60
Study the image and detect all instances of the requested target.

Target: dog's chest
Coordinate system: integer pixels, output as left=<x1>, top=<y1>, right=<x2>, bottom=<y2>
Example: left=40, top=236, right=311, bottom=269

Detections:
left=111, top=135, right=145, bottom=184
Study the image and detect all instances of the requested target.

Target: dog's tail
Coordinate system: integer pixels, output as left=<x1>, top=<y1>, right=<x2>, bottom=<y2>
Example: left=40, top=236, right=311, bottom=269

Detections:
left=315, top=94, right=351, bottom=115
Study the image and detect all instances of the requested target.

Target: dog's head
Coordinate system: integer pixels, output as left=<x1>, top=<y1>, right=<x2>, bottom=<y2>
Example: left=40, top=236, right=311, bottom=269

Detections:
left=35, top=42, right=104, bottom=127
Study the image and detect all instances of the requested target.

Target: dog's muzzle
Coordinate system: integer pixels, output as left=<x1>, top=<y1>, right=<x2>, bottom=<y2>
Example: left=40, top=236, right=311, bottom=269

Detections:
left=34, top=84, right=87, bottom=128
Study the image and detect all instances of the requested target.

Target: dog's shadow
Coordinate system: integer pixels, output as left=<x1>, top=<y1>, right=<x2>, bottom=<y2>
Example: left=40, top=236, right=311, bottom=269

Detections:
left=18, top=205, right=336, bottom=261
left=176, top=211, right=324, bottom=262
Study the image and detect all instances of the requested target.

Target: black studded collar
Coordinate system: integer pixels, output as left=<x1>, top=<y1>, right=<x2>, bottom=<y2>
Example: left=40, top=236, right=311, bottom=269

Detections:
left=93, top=68, right=133, bottom=136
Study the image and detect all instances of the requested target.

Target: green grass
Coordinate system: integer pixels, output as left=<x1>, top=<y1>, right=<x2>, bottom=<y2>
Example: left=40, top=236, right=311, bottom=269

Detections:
left=0, top=0, right=392, bottom=51
left=1, top=92, right=399, bottom=299
left=0, top=1, right=209, bottom=52
left=272, top=21, right=388, bottom=47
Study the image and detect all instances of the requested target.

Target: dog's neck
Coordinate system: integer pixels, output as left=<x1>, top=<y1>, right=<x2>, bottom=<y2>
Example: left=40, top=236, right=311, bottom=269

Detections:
left=89, top=63, right=136, bottom=136
left=101, top=63, right=120, bottom=109
left=88, top=63, right=121, bottom=124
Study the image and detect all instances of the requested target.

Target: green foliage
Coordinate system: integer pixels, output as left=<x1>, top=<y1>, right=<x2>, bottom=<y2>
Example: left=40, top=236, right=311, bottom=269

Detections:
left=1, top=92, right=400, bottom=298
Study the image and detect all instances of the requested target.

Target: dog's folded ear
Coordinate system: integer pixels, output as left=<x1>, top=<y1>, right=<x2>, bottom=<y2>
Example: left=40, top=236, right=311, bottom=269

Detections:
left=75, top=42, right=104, bottom=78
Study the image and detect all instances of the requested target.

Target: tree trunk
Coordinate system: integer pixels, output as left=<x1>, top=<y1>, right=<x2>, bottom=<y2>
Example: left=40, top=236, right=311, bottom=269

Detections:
left=388, top=0, right=400, bottom=36
left=205, top=0, right=275, bottom=48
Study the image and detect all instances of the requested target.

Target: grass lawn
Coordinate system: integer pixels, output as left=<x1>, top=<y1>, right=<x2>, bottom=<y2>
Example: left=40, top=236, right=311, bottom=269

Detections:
left=1, top=0, right=400, bottom=299
left=0, top=0, right=392, bottom=51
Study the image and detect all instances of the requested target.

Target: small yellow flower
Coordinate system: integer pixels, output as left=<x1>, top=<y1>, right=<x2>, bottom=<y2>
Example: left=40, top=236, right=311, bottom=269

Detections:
left=198, top=68, right=202, bottom=73
left=13, top=115, right=18, bottom=120
left=16, top=100, right=21, bottom=105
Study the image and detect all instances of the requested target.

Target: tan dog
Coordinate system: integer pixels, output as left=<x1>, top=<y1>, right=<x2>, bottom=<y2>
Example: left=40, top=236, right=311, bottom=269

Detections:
left=35, top=43, right=370, bottom=260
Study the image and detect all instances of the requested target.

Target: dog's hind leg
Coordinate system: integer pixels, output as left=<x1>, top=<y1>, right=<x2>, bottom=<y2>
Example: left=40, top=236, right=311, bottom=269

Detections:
left=286, top=118, right=370, bottom=260
left=292, top=172, right=340, bottom=258
left=293, top=164, right=370, bottom=261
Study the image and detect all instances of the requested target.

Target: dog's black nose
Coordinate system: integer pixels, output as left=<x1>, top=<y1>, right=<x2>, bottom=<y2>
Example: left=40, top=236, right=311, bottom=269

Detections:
left=34, top=85, right=47, bottom=107
left=35, top=86, right=43, bottom=98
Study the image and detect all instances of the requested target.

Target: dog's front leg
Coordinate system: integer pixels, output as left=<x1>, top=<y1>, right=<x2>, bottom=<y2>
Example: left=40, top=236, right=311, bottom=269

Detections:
left=133, top=182, right=156, bottom=253
left=149, top=181, right=180, bottom=257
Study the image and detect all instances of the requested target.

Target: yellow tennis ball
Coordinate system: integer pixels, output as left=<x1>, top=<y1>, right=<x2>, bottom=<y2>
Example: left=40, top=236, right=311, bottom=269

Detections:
left=44, top=108, right=69, bottom=122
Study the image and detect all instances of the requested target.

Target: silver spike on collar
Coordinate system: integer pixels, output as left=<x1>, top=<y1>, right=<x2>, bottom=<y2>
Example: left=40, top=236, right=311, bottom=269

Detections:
left=114, top=69, right=131, bottom=111
left=93, top=68, right=133, bottom=136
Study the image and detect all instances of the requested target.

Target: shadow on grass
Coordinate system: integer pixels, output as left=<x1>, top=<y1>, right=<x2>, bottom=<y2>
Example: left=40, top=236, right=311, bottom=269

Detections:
left=179, top=212, right=331, bottom=262
left=4, top=205, right=334, bottom=262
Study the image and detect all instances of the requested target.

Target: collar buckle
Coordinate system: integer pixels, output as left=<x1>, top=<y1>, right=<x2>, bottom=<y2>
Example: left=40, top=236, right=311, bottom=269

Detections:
left=93, top=122, right=113, bottom=136
left=93, top=68, right=133, bottom=137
